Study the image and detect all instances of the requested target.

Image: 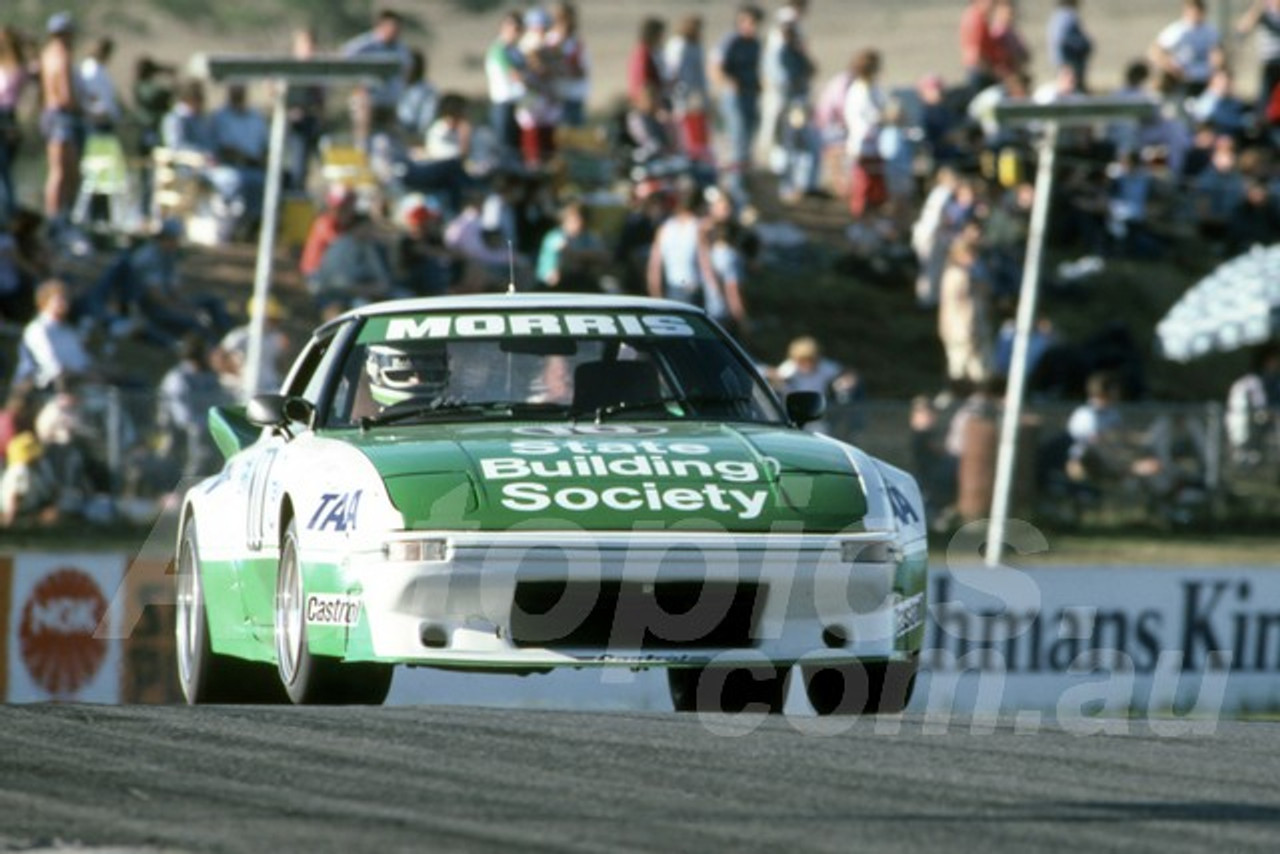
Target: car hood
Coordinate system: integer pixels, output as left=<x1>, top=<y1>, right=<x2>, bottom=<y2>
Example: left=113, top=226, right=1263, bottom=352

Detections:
left=341, top=422, right=868, bottom=533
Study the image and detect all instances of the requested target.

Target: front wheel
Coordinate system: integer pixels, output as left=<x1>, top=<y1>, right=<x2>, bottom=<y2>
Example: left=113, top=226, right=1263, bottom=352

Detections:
left=175, top=518, right=284, bottom=704
left=802, top=657, right=918, bottom=716
left=668, top=665, right=790, bottom=714
left=274, top=518, right=393, bottom=705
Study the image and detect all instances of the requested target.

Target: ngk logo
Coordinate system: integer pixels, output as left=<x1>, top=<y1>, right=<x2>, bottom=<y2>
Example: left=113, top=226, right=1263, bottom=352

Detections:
left=19, top=568, right=109, bottom=697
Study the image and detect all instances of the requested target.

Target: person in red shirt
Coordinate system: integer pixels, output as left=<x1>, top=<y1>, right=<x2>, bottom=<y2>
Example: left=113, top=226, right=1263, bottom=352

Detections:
left=959, top=0, right=997, bottom=95
left=300, top=184, right=358, bottom=289
left=986, top=0, right=1030, bottom=80
left=628, top=17, right=667, bottom=111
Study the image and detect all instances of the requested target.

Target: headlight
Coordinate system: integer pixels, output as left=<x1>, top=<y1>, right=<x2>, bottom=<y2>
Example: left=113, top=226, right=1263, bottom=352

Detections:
left=383, top=538, right=450, bottom=562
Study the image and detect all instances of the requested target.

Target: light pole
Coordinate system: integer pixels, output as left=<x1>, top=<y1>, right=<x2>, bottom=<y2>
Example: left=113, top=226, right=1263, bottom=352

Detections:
left=985, top=97, right=1157, bottom=568
left=205, top=56, right=402, bottom=398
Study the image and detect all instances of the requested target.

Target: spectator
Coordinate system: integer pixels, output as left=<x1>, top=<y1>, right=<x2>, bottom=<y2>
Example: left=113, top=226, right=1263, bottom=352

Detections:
left=628, top=18, right=667, bottom=112
left=1065, top=370, right=1162, bottom=489
left=762, top=1, right=810, bottom=165
left=13, top=279, right=94, bottom=391
left=218, top=297, right=291, bottom=399
left=485, top=11, right=527, bottom=160
left=1191, top=135, right=1247, bottom=243
left=311, top=214, right=396, bottom=313
left=713, top=4, right=765, bottom=204
left=844, top=49, right=887, bottom=220
left=647, top=184, right=720, bottom=308
left=536, top=200, right=608, bottom=292
left=917, top=73, right=963, bottom=167
left=399, top=92, right=475, bottom=216
left=78, top=37, right=121, bottom=131
left=938, top=227, right=993, bottom=383
left=301, top=184, right=358, bottom=287
left=1236, top=0, right=1280, bottom=123
left=1225, top=346, right=1280, bottom=465
left=209, top=84, right=269, bottom=238
left=774, top=13, right=822, bottom=204
left=771, top=335, right=860, bottom=432
left=1047, top=0, right=1095, bottom=92
left=131, top=56, right=177, bottom=212
left=161, top=78, right=214, bottom=155
left=625, top=86, right=677, bottom=166
left=397, top=49, right=439, bottom=141
left=1227, top=177, right=1280, bottom=253
left=34, top=377, right=112, bottom=506
left=707, top=220, right=749, bottom=334
left=0, top=381, right=36, bottom=461
left=548, top=1, right=591, bottom=127
left=613, top=183, right=667, bottom=294
left=912, top=166, right=959, bottom=308
left=0, top=431, right=61, bottom=528
left=80, top=218, right=231, bottom=348
left=1150, top=0, right=1222, bottom=98
left=1187, top=68, right=1250, bottom=140
left=156, top=332, right=231, bottom=482
left=284, top=28, right=325, bottom=192
left=986, top=0, right=1030, bottom=82
left=394, top=194, right=454, bottom=296
left=39, top=13, right=82, bottom=231
left=0, top=27, right=29, bottom=224
left=341, top=8, right=413, bottom=150
left=664, top=15, right=711, bottom=161
left=959, top=0, right=997, bottom=95
left=514, top=10, right=562, bottom=167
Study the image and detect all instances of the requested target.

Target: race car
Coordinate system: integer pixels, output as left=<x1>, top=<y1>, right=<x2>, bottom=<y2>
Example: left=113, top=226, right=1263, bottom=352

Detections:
left=176, top=294, right=927, bottom=713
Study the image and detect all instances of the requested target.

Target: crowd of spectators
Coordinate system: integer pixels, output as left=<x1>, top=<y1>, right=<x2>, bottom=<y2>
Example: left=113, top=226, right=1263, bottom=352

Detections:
left=2, top=1, right=1280, bottom=529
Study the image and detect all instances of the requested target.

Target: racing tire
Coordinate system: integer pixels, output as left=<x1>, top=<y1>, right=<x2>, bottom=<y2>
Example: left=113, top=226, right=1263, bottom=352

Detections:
left=175, top=518, right=287, bottom=704
left=668, top=665, right=790, bottom=714
left=274, top=519, right=393, bottom=705
left=802, top=656, right=918, bottom=716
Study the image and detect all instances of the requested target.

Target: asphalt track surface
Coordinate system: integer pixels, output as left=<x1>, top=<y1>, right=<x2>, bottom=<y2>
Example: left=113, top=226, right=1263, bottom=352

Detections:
left=2, top=705, right=1280, bottom=853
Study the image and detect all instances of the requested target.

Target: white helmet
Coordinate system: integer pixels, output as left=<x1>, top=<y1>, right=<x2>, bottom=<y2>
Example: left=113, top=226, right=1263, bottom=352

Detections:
left=365, top=341, right=450, bottom=407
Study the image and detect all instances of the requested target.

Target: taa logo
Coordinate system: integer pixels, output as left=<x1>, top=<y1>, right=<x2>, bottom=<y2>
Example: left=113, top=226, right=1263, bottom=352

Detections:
left=308, top=490, right=362, bottom=532
left=886, top=485, right=920, bottom=526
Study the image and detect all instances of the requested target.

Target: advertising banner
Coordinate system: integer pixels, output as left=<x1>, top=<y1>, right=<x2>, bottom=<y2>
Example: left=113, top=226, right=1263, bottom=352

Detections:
left=5, top=554, right=125, bottom=704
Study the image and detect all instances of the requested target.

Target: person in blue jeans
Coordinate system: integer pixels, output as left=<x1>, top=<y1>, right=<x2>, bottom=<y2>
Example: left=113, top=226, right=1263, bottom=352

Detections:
left=714, top=5, right=764, bottom=204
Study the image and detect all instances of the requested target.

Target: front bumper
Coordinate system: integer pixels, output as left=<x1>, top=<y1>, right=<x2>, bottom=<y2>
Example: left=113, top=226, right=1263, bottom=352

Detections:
left=319, top=531, right=926, bottom=669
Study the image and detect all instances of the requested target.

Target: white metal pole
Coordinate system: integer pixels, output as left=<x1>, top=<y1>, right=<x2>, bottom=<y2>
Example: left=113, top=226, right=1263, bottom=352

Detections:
left=245, top=80, right=289, bottom=400
left=987, top=122, right=1059, bottom=568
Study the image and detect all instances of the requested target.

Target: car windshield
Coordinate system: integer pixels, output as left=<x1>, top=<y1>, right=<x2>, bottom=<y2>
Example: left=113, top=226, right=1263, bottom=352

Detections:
left=324, top=310, right=785, bottom=428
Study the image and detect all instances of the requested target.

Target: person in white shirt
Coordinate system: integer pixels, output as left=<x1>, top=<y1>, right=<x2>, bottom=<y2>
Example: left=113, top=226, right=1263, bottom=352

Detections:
left=14, top=279, right=93, bottom=391
left=1150, top=0, right=1223, bottom=97
left=78, top=38, right=120, bottom=131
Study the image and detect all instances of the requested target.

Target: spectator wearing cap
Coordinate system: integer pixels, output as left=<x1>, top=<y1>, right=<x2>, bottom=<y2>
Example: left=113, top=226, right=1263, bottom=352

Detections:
left=0, top=430, right=61, bottom=528
left=485, top=11, right=528, bottom=161
left=1150, top=0, right=1223, bottom=98
left=395, top=194, right=454, bottom=296
left=218, top=297, right=290, bottom=400
left=0, top=27, right=30, bottom=224
left=713, top=5, right=765, bottom=204
left=39, top=12, right=82, bottom=229
left=341, top=8, right=413, bottom=150
left=14, top=279, right=94, bottom=391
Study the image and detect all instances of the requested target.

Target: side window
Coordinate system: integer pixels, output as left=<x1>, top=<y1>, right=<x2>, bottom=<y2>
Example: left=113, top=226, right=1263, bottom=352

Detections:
left=282, top=325, right=348, bottom=426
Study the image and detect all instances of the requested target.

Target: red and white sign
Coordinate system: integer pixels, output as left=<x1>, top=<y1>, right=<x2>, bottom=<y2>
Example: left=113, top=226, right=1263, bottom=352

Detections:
left=6, top=555, right=123, bottom=703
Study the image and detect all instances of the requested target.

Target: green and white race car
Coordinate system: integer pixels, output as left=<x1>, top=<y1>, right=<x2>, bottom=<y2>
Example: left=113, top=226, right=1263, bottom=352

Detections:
left=176, top=294, right=927, bottom=713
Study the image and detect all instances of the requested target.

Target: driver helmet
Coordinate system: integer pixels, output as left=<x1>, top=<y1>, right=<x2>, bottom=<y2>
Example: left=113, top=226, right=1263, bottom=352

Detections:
left=365, top=340, right=450, bottom=407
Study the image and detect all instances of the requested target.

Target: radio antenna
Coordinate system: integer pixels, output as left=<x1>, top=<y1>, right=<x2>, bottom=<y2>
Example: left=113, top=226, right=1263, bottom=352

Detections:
left=506, top=241, right=517, bottom=294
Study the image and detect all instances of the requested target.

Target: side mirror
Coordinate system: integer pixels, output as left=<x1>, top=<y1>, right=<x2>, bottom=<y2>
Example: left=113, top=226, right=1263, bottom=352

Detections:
left=247, top=394, right=315, bottom=434
left=786, top=391, right=827, bottom=428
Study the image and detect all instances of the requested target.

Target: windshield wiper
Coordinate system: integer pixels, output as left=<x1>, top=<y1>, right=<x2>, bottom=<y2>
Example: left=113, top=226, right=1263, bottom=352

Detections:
left=359, top=399, right=515, bottom=430
left=588, top=393, right=755, bottom=423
